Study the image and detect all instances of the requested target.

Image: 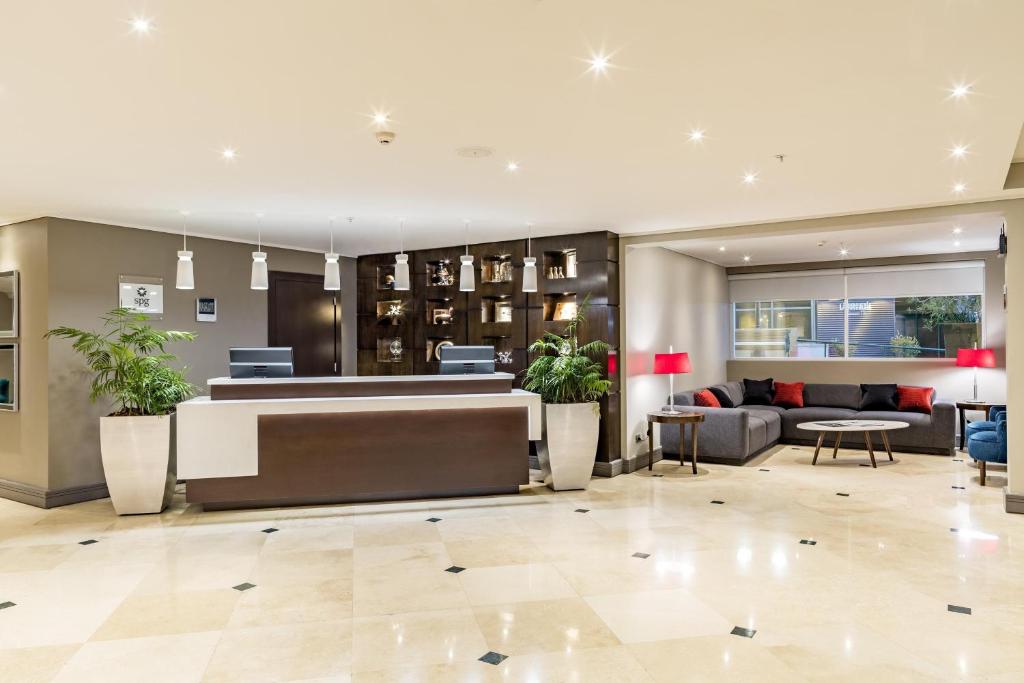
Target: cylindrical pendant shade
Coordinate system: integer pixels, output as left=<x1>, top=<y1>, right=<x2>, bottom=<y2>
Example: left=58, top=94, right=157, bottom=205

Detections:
left=393, top=253, right=410, bottom=290
left=250, top=251, right=268, bottom=290
left=324, top=253, right=341, bottom=291
left=175, top=250, right=194, bottom=290
left=522, top=256, right=538, bottom=292
left=459, top=254, right=475, bottom=292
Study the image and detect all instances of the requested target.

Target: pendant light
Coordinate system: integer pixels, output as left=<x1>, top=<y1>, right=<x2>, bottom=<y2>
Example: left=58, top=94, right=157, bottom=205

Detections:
left=522, top=222, right=538, bottom=293
left=175, top=210, right=194, bottom=290
left=324, top=217, right=341, bottom=291
left=393, top=218, right=410, bottom=291
left=250, top=213, right=268, bottom=290
left=459, top=219, right=475, bottom=292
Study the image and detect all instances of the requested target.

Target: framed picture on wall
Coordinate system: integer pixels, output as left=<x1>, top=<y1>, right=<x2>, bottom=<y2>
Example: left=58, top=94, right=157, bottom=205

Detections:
left=0, top=271, right=17, bottom=338
left=196, top=297, right=217, bottom=322
left=118, top=275, right=164, bottom=319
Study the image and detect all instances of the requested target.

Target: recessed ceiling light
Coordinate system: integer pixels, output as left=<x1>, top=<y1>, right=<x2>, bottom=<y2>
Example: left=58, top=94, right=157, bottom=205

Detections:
left=949, top=82, right=972, bottom=100
left=372, top=111, right=390, bottom=126
left=688, top=129, right=705, bottom=143
left=586, top=52, right=611, bottom=75
left=743, top=255, right=751, bottom=262
left=949, top=144, right=969, bottom=160
left=718, top=246, right=726, bottom=252
left=130, top=17, right=152, bottom=34
left=742, top=171, right=759, bottom=185
left=954, top=240, right=962, bottom=247
left=952, top=182, right=966, bottom=194
left=952, top=226, right=963, bottom=235
left=839, top=244, right=850, bottom=257
left=221, top=147, right=237, bottom=161
left=506, top=161, right=519, bottom=172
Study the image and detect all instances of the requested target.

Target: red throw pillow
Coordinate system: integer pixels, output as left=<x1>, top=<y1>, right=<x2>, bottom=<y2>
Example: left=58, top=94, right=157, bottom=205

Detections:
left=694, top=389, right=721, bottom=408
left=897, top=385, right=933, bottom=414
left=772, top=381, right=805, bottom=408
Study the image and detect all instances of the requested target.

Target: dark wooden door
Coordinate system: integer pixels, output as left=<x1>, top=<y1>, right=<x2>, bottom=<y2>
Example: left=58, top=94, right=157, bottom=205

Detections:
left=268, top=271, right=340, bottom=376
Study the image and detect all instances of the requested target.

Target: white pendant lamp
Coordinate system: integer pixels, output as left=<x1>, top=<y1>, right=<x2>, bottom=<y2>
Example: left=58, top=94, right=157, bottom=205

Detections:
left=393, top=218, right=410, bottom=291
left=175, top=210, right=194, bottom=290
left=522, top=222, right=538, bottom=293
left=324, top=217, right=341, bottom=291
left=459, top=219, right=475, bottom=292
left=250, top=213, right=268, bottom=290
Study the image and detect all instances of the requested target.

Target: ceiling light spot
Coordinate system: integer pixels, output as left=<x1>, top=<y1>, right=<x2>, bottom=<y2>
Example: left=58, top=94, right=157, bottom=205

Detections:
left=587, top=53, right=611, bottom=74
left=130, top=17, right=152, bottom=34
left=742, top=171, right=759, bottom=185
left=952, top=226, right=963, bottom=235
left=839, top=244, right=850, bottom=257
left=718, top=246, right=726, bottom=252
left=949, top=144, right=970, bottom=160
left=506, top=161, right=519, bottom=172
left=221, top=147, right=237, bottom=161
left=372, top=111, right=390, bottom=127
left=948, top=82, right=973, bottom=100
left=456, top=146, right=494, bottom=159
left=688, top=129, right=705, bottom=143
left=954, top=240, right=962, bottom=247
left=952, top=182, right=966, bottom=195
left=743, top=255, right=751, bottom=263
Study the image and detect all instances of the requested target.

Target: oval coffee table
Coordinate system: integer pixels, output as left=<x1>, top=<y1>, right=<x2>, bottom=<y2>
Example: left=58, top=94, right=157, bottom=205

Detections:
left=797, top=420, right=909, bottom=468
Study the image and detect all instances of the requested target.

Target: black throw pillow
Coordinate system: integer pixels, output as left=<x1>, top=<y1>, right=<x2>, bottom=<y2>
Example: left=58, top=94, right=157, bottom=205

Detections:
left=708, top=386, right=735, bottom=408
left=860, top=383, right=898, bottom=411
left=742, top=378, right=774, bottom=406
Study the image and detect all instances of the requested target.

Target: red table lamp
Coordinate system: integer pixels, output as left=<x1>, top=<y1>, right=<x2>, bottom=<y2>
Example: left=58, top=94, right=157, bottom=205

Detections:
left=956, top=347, right=995, bottom=402
left=653, top=347, right=692, bottom=414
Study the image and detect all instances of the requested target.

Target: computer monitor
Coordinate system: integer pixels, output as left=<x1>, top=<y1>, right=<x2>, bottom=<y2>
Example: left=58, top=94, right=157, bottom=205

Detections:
left=229, top=347, right=294, bottom=378
left=438, top=345, right=495, bottom=375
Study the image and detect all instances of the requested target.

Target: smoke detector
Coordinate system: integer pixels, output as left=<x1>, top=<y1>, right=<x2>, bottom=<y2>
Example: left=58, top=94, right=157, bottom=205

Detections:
left=456, top=146, right=494, bottom=158
left=376, top=131, right=396, bottom=145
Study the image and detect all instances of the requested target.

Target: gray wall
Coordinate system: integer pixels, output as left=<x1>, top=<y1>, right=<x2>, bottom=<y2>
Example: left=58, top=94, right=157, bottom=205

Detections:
left=623, top=246, right=729, bottom=460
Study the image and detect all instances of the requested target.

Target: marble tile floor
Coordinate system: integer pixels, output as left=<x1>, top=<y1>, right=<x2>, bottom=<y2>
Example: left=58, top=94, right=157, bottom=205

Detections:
left=1, top=445, right=1022, bottom=682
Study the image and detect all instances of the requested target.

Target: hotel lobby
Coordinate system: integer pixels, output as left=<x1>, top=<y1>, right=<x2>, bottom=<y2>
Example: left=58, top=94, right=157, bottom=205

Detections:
left=2, top=2, right=1024, bottom=681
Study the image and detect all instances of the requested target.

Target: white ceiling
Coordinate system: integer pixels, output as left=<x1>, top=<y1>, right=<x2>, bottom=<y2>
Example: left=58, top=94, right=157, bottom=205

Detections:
left=1, top=1, right=1023, bottom=255
left=666, top=215, right=1003, bottom=268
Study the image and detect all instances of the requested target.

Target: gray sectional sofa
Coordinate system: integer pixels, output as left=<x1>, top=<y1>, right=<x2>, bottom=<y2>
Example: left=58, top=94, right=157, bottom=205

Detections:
left=661, top=381, right=956, bottom=463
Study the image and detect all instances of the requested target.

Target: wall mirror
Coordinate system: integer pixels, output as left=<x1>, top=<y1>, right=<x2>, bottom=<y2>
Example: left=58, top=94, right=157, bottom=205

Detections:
left=0, top=271, right=17, bottom=337
left=0, top=343, right=16, bottom=411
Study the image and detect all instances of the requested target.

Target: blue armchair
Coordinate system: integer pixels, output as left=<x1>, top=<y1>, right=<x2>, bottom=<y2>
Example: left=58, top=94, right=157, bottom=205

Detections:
left=965, top=405, right=1006, bottom=442
left=967, top=409, right=1007, bottom=486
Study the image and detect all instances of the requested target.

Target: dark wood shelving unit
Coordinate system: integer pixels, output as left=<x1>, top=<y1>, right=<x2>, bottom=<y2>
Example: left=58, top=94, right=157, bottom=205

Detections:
left=357, top=230, right=619, bottom=462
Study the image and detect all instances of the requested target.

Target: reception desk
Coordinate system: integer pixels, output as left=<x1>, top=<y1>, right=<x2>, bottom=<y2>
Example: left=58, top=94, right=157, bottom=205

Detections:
left=177, top=373, right=540, bottom=509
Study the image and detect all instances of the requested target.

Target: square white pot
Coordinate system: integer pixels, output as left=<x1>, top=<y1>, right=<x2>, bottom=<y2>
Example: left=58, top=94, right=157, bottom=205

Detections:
left=536, top=402, right=601, bottom=491
left=99, top=413, right=176, bottom=514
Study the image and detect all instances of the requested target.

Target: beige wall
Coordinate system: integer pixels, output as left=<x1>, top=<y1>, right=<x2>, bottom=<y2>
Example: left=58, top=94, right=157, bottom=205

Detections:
left=1004, top=205, right=1023, bottom=502
left=727, top=252, right=1008, bottom=406
left=623, top=246, right=729, bottom=460
left=0, top=219, right=50, bottom=489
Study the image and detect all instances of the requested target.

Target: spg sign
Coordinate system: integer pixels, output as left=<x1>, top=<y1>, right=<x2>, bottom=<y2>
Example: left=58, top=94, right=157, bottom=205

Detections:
left=134, top=286, right=152, bottom=309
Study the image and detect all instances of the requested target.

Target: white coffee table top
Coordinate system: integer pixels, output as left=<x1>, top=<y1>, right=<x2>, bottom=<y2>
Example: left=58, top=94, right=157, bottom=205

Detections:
left=798, top=420, right=909, bottom=432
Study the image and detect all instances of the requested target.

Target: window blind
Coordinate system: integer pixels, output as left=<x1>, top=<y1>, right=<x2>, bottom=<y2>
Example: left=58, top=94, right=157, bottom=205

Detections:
left=728, top=269, right=844, bottom=303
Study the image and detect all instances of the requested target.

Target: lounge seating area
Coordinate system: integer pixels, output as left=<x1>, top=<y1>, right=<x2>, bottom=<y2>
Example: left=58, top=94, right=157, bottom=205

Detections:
left=662, top=380, right=956, bottom=463
left=967, top=405, right=1008, bottom=485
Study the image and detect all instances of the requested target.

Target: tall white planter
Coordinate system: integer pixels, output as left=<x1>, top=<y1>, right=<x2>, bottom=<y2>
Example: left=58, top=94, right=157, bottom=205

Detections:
left=537, top=402, right=600, bottom=491
left=99, top=414, right=176, bottom=514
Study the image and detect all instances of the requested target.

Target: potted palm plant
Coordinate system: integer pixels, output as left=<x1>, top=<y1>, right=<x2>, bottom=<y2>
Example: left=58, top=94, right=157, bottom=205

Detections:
left=523, top=298, right=611, bottom=490
left=46, top=308, right=196, bottom=514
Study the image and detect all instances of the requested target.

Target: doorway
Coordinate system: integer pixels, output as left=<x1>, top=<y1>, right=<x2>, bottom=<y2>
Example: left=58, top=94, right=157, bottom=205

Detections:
left=268, top=271, right=341, bottom=376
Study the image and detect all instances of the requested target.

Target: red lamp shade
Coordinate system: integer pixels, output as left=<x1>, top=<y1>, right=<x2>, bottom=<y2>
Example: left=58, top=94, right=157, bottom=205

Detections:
left=956, top=348, right=996, bottom=368
left=653, top=352, right=691, bottom=375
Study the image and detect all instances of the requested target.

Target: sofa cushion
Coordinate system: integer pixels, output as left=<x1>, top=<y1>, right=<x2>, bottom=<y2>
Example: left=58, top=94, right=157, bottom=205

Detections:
left=860, top=384, right=898, bottom=411
left=773, top=381, right=805, bottom=408
left=781, top=406, right=858, bottom=440
left=853, top=410, right=931, bottom=428
left=744, top=408, right=782, bottom=445
left=695, top=389, right=720, bottom=407
left=722, top=381, right=745, bottom=407
left=747, top=404, right=786, bottom=415
left=709, top=386, right=735, bottom=408
left=742, top=378, right=774, bottom=405
left=897, top=385, right=934, bottom=414
left=803, top=384, right=861, bottom=410
left=746, top=415, right=768, bottom=454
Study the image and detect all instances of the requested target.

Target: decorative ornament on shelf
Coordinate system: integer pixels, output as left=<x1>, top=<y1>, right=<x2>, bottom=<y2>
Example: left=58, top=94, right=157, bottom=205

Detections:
left=459, top=219, right=475, bottom=292
left=175, top=211, right=194, bottom=290
left=523, top=222, right=538, bottom=293
left=250, top=213, right=268, bottom=290
left=324, top=217, right=341, bottom=291
left=393, top=218, right=410, bottom=291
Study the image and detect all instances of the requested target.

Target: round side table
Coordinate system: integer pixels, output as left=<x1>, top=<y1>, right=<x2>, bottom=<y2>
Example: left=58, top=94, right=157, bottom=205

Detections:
left=956, top=400, right=997, bottom=451
left=647, top=411, right=705, bottom=474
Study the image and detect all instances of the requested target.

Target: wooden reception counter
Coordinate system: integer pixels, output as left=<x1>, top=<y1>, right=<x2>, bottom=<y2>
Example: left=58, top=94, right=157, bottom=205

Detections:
left=177, top=373, right=540, bottom=510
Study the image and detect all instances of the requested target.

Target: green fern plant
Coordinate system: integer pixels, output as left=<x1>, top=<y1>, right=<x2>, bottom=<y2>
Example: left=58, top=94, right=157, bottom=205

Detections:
left=523, top=297, right=612, bottom=404
left=45, top=308, right=197, bottom=416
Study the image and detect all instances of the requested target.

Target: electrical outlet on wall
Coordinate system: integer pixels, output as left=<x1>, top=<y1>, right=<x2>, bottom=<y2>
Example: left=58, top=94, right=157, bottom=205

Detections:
left=635, top=433, right=647, bottom=443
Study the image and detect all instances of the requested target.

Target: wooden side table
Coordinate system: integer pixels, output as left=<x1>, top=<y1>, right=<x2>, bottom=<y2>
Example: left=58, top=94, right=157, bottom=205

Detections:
left=956, top=400, right=996, bottom=450
left=647, top=411, right=705, bottom=474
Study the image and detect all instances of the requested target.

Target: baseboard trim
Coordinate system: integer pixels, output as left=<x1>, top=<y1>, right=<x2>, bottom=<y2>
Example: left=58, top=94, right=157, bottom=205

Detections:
left=1005, top=490, right=1024, bottom=515
left=0, top=477, right=109, bottom=509
left=593, top=459, right=624, bottom=477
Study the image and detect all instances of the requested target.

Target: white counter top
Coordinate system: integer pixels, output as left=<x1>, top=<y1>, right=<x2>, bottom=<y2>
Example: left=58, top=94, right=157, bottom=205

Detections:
left=208, top=372, right=516, bottom=386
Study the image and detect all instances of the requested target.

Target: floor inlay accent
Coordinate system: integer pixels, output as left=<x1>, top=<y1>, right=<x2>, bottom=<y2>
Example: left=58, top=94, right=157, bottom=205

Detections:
left=730, top=626, right=757, bottom=638
left=952, top=486, right=965, bottom=490
left=632, top=552, right=651, bottom=559
left=426, top=517, right=442, bottom=523
left=478, top=651, right=508, bottom=666
left=574, top=509, right=590, bottom=513
left=799, top=539, right=817, bottom=545
left=836, top=493, right=850, bottom=497
left=950, top=527, right=959, bottom=532
left=78, top=539, right=98, bottom=545
left=948, top=604, right=972, bottom=615
left=710, top=500, right=725, bottom=505
left=0, top=601, right=15, bottom=610
left=232, top=582, right=256, bottom=592
left=953, top=459, right=963, bottom=462
left=261, top=527, right=278, bottom=534
left=652, top=474, right=664, bottom=478
left=445, top=565, right=466, bottom=574
left=759, top=468, right=770, bottom=472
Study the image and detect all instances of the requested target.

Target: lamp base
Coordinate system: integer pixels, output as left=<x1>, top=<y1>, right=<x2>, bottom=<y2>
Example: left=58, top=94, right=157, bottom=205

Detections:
left=660, top=408, right=685, bottom=416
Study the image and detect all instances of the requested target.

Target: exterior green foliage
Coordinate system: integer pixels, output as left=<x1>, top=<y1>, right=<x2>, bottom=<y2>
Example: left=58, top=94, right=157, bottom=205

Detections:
left=889, top=335, right=922, bottom=358
left=904, top=295, right=981, bottom=330
left=523, top=298, right=611, bottom=404
left=45, top=308, right=197, bottom=416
